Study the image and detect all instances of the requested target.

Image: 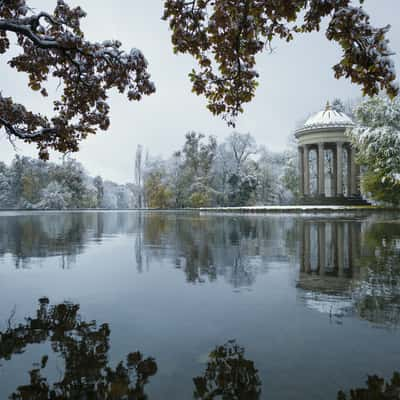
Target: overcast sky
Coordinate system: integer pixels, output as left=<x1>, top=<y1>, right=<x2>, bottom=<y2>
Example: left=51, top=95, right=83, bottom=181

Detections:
left=1, top=0, right=399, bottom=183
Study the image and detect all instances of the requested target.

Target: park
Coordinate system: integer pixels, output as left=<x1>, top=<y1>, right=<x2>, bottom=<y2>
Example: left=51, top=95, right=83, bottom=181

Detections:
left=1, top=1, right=400, bottom=399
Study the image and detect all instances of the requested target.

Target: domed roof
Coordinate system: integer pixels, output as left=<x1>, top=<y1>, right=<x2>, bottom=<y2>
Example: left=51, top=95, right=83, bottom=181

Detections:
left=296, top=103, right=355, bottom=136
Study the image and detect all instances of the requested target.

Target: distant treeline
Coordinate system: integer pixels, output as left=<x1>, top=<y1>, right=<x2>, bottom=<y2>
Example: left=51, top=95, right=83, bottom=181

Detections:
left=0, top=156, right=136, bottom=209
left=135, top=131, right=298, bottom=208
left=0, top=132, right=299, bottom=210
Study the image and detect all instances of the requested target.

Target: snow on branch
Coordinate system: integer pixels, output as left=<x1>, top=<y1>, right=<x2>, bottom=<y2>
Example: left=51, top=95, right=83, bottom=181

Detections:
left=0, top=0, right=155, bottom=159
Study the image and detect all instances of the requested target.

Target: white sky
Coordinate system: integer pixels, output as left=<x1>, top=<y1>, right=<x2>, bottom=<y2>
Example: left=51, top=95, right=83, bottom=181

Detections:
left=1, top=0, right=399, bottom=183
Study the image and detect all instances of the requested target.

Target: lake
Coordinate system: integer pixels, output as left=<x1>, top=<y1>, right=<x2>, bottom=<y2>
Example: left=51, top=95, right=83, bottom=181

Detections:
left=0, top=210, right=400, bottom=399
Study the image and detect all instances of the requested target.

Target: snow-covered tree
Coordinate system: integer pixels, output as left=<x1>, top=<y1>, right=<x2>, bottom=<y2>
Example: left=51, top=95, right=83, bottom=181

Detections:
left=101, top=184, right=118, bottom=209
left=36, top=181, right=72, bottom=209
left=93, top=176, right=104, bottom=207
left=0, top=162, right=12, bottom=208
left=348, top=96, right=400, bottom=205
left=226, top=132, right=258, bottom=174
left=0, top=156, right=138, bottom=209
left=256, top=147, right=297, bottom=204
left=139, top=131, right=300, bottom=207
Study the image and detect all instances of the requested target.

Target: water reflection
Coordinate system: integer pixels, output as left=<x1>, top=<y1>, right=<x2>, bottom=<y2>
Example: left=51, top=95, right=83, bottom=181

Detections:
left=142, top=215, right=296, bottom=288
left=1, top=297, right=400, bottom=399
left=337, top=372, right=400, bottom=400
left=193, top=340, right=261, bottom=399
left=0, top=212, right=297, bottom=288
left=0, top=298, right=157, bottom=399
left=297, top=218, right=400, bottom=327
left=1, top=299, right=262, bottom=400
left=0, top=212, right=145, bottom=268
left=1, top=212, right=400, bottom=328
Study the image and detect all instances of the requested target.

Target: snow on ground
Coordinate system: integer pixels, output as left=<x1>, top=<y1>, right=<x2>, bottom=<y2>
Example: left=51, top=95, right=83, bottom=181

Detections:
left=198, top=205, right=391, bottom=213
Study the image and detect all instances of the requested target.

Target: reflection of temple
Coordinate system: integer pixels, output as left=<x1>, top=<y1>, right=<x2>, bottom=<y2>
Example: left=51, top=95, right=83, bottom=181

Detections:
left=297, top=217, right=400, bottom=326
left=299, top=219, right=362, bottom=279
left=297, top=218, right=364, bottom=320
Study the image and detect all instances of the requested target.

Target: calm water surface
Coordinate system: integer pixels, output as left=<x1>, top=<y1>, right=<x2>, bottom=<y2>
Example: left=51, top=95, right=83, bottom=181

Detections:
left=0, top=211, right=400, bottom=399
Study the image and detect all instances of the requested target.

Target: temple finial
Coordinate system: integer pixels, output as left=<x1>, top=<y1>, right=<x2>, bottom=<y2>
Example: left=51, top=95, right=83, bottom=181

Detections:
left=325, top=101, right=331, bottom=111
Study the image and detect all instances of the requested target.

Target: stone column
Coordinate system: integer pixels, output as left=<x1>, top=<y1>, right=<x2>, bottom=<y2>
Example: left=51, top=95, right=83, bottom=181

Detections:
left=350, top=147, right=361, bottom=196
left=336, top=142, right=344, bottom=196
left=303, top=145, right=310, bottom=196
left=331, top=148, right=337, bottom=197
left=347, top=146, right=352, bottom=197
left=298, top=146, right=304, bottom=197
left=318, top=143, right=325, bottom=196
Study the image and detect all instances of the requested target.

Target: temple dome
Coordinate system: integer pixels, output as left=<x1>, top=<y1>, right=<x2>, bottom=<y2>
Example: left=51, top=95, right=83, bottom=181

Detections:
left=296, top=103, right=355, bottom=136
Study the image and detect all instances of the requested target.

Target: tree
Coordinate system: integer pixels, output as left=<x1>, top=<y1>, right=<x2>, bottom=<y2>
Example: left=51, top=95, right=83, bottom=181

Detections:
left=331, top=97, right=358, bottom=119
left=0, top=156, right=139, bottom=210
left=281, top=151, right=300, bottom=201
left=1, top=1, right=398, bottom=157
left=0, top=1, right=155, bottom=159
left=134, top=144, right=144, bottom=208
left=163, top=0, right=398, bottom=124
left=332, top=98, right=346, bottom=113
left=222, top=132, right=258, bottom=205
left=0, top=161, right=11, bottom=207
left=255, top=147, right=296, bottom=204
left=190, top=191, right=210, bottom=208
left=145, top=171, right=172, bottom=209
left=35, top=181, right=72, bottom=209
left=182, top=132, right=217, bottom=176
left=180, top=132, right=217, bottom=207
left=348, top=96, right=400, bottom=205
left=228, top=171, right=258, bottom=206
left=140, top=131, right=300, bottom=207
left=93, top=175, right=104, bottom=207
left=52, top=158, right=88, bottom=207
left=167, top=151, right=186, bottom=208
left=226, top=132, right=257, bottom=174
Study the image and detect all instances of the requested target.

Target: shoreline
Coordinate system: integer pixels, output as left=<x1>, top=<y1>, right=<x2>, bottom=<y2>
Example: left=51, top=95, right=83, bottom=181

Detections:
left=0, top=205, right=398, bottom=214
left=198, top=205, right=400, bottom=214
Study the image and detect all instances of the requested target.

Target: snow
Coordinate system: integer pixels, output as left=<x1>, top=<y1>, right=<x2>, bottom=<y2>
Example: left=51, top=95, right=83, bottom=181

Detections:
left=303, top=108, right=354, bottom=129
left=198, top=205, right=380, bottom=213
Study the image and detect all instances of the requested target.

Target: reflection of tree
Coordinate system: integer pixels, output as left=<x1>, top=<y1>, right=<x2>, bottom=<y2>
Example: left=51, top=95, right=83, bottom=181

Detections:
left=0, top=212, right=146, bottom=268
left=353, top=222, right=400, bottom=327
left=337, top=372, right=400, bottom=400
left=0, top=214, right=94, bottom=267
left=193, top=340, right=261, bottom=399
left=141, top=214, right=294, bottom=289
left=0, top=298, right=157, bottom=399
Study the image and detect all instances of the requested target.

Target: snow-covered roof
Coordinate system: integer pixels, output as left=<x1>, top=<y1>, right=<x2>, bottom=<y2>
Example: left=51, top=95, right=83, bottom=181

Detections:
left=296, top=103, right=355, bottom=135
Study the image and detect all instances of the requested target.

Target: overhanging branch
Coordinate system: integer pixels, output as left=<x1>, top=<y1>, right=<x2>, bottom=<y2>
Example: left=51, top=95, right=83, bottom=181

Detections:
left=0, top=19, right=61, bottom=49
left=0, top=117, right=57, bottom=140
